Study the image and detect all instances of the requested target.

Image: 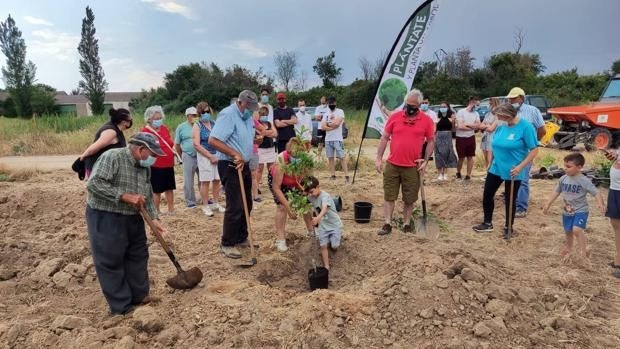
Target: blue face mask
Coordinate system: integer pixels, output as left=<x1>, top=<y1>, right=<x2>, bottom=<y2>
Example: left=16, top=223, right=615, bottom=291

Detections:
left=139, top=155, right=156, bottom=168
left=439, top=107, right=448, bottom=114
left=289, top=156, right=300, bottom=165
left=259, top=116, right=269, bottom=123
left=474, top=106, right=480, bottom=111
left=512, top=102, right=521, bottom=110
left=261, top=95, right=269, bottom=103
left=242, top=109, right=253, bottom=120
left=420, top=103, right=429, bottom=111
left=151, top=119, right=163, bottom=128
left=201, top=113, right=211, bottom=122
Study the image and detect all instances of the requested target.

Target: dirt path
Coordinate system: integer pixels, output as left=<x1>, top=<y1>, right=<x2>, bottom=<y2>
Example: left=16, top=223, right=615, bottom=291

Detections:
left=0, top=155, right=78, bottom=171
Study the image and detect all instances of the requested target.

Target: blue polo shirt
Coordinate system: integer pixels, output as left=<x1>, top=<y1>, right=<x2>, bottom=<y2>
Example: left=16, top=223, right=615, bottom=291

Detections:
left=210, top=103, right=254, bottom=162
left=174, top=121, right=196, bottom=157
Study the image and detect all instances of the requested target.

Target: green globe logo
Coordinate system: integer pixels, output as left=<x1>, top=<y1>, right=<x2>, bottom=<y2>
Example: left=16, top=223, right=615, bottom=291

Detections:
left=378, top=78, right=407, bottom=110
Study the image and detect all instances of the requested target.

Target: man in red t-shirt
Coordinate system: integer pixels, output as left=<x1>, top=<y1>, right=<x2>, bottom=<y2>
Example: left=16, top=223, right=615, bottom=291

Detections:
left=375, top=89, right=435, bottom=235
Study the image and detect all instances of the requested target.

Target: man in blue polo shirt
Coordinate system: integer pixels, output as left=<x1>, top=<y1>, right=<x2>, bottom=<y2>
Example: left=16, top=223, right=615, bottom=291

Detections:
left=209, top=90, right=258, bottom=259
left=506, top=87, right=546, bottom=218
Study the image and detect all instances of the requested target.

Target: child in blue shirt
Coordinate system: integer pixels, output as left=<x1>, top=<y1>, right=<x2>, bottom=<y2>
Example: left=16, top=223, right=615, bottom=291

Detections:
left=544, top=153, right=604, bottom=258
left=304, top=176, right=343, bottom=270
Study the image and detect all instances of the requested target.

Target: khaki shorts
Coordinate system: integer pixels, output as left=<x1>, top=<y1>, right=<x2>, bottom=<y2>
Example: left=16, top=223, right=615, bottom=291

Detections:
left=383, top=162, right=420, bottom=204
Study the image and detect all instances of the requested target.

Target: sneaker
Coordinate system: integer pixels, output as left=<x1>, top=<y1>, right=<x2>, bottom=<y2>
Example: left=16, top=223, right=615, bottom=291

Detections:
left=441, top=174, right=447, bottom=181
left=275, top=239, right=288, bottom=252
left=378, top=223, right=392, bottom=236
left=253, top=197, right=263, bottom=203
left=472, top=222, right=493, bottom=233
left=210, top=203, right=226, bottom=213
left=464, top=175, right=471, bottom=181
left=220, top=245, right=242, bottom=259
left=515, top=210, right=527, bottom=218
left=437, top=175, right=443, bottom=181
left=403, top=224, right=413, bottom=233
left=202, top=206, right=214, bottom=217
left=456, top=173, right=462, bottom=179
left=186, top=203, right=197, bottom=209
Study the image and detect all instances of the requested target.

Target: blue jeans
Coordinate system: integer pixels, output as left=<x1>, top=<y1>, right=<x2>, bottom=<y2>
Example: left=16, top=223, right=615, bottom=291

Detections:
left=516, top=163, right=531, bottom=212
left=182, top=152, right=199, bottom=206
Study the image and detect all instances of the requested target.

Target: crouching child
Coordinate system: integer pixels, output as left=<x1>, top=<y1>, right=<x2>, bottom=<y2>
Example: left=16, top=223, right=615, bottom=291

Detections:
left=304, top=176, right=343, bottom=270
left=543, top=153, right=604, bottom=258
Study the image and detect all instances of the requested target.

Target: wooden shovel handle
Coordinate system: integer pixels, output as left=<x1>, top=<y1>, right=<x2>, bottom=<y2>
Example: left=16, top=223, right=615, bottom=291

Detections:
left=139, top=207, right=173, bottom=256
left=237, top=168, right=256, bottom=260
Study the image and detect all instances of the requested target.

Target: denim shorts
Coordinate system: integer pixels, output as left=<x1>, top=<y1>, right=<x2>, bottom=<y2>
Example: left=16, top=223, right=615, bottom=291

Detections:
left=562, top=212, right=589, bottom=232
left=316, top=229, right=342, bottom=248
left=325, top=141, right=345, bottom=158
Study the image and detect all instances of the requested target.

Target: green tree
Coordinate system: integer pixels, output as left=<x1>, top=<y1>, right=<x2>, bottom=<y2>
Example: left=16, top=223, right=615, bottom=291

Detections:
left=313, top=51, right=342, bottom=88
left=31, top=83, right=57, bottom=115
left=78, top=6, right=107, bottom=115
left=612, top=59, right=620, bottom=75
left=0, top=15, right=36, bottom=117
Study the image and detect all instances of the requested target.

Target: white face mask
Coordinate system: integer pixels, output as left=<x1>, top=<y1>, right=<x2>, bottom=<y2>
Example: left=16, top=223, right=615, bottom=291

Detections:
left=299, top=106, right=306, bottom=112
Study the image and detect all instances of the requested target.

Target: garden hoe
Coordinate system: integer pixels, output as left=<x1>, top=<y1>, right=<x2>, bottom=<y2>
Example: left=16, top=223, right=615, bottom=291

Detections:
left=237, top=167, right=258, bottom=268
left=414, top=172, right=440, bottom=239
left=140, top=207, right=203, bottom=289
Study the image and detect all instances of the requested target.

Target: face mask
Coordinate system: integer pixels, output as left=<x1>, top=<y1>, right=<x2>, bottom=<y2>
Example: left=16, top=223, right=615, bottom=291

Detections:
left=328, top=104, right=336, bottom=111
left=201, top=113, right=211, bottom=122
left=152, top=119, right=163, bottom=128
left=299, top=106, right=306, bottom=112
left=512, top=102, right=521, bottom=110
left=289, top=155, right=300, bottom=164
left=242, top=109, right=253, bottom=120
left=474, top=106, right=480, bottom=112
left=277, top=101, right=286, bottom=108
left=261, top=95, right=269, bottom=103
left=405, top=104, right=418, bottom=116
left=420, top=103, right=429, bottom=111
left=259, top=116, right=269, bottom=123
left=125, top=119, right=133, bottom=129
left=439, top=107, right=448, bottom=114
left=139, top=155, right=156, bottom=167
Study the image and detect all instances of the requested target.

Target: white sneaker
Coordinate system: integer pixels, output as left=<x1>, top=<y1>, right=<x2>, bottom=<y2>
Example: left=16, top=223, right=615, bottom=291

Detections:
left=210, top=203, right=225, bottom=213
left=437, top=175, right=443, bottom=181
left=202, top=205, right=214, bottom=217
left=275, top=239, right=288, bottom=252
left=442, top=174, right=448, bottom=181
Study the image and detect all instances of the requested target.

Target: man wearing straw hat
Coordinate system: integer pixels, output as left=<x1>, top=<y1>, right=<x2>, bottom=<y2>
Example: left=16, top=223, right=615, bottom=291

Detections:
left=85, top=132, right=166, bottom=314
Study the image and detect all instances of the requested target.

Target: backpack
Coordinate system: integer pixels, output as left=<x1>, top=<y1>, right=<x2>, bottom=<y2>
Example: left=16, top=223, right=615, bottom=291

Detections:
left=342, top=121, right=349, bottom=139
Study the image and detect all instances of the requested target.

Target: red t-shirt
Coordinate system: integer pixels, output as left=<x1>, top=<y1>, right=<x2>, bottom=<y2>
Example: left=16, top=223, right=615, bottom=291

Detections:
left=384, top=110, right=435, bottom=167
left=141, top=125, right=175, bottom=168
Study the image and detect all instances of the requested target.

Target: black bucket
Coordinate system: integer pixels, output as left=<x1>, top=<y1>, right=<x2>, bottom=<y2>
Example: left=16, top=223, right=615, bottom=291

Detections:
left=354, top=201, right=373, bottom=223
left=308, top=267, right=329, bottom=290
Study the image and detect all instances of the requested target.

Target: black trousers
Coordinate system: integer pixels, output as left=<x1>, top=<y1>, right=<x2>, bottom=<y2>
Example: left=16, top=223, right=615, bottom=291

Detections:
left=276, top=139, right=289, bottom=154
left=218, top=161, right=252, bottom=246
left=86, top=206, right=149, bottom=314
left=482, top=172, right=522, bottom=228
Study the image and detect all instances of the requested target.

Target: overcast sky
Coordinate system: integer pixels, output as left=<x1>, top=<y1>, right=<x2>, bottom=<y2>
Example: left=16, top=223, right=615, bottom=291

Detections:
left=0, top=0, right=618, bottom=92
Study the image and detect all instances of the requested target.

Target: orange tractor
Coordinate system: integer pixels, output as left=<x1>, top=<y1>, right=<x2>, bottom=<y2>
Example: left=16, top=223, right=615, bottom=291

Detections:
left=549, top=74, right=620, bottom=150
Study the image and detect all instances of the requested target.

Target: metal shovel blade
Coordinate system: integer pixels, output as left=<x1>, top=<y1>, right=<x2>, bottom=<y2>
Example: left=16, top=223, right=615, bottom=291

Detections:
left=165, top=267, right=203, bottom=290
left=238, top=257, right=258, bottom=269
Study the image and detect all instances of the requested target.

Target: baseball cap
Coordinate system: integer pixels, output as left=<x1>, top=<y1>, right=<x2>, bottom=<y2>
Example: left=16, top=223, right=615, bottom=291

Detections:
left=185, top=107, right=198, bottom=116
left=238, top=90, right=259, bottom=111
left=276, top=92, right=286, bottom=100
left=506, top=87, right=525, bottom=99
left=128, top=132, right=166, bottom=156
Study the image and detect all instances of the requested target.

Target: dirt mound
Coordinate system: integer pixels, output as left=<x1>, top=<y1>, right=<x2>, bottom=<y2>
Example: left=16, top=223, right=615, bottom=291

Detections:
left=1, top=169, right=620, bottom=348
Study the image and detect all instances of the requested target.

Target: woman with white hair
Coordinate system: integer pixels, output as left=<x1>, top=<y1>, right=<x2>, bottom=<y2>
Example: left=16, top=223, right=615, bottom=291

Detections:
left=141, top=105, right=176, bottom=214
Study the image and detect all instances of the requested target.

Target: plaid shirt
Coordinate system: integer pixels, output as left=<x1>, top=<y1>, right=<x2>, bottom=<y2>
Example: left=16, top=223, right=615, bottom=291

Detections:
left=86, top=147, right=158, bottom=219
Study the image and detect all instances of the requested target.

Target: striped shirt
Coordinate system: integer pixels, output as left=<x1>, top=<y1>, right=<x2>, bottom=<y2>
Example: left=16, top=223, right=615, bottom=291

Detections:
left=86, top=147, right=158, bottom=219
left=517, top=103, right=544, bottom=129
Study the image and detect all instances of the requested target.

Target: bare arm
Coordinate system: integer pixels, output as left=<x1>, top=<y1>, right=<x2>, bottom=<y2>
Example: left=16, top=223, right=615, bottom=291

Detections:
left=80, top=129, right=117, bottom=160
left=595, top=191, right=605, bottom=213
left=264, top=122, right=277, bottom=138
left=510, top=148, right=539, bottom=177
left=543, top=191, right=561, bottom=214
left=485, top=119, right=499, bottom=133
left=536, top=126, right=546, bottom=141
left=375, top=132, right=391, bottom=173
left=271, top=164, right=292, bottom=212
left=192, top=124, right=216, bottom=160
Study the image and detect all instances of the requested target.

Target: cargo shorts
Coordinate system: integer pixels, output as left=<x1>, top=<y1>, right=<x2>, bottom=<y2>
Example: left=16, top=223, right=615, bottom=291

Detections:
left=383, top=162, right=420, bottom=205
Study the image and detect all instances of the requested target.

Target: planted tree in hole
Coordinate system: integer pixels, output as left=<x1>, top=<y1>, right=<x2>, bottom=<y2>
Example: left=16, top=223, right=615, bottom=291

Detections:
left=78, top=6, right=107, bottom=115
left=279, top=130, right=315, bottom=216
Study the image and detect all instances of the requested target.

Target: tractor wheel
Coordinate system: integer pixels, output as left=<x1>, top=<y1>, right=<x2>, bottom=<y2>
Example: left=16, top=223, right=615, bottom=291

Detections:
left=587, top=128, right=613, bottom=151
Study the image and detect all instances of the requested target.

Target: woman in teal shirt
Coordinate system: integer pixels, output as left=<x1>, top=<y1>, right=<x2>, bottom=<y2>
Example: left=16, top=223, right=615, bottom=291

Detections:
left=473, top=103, right=538, bottom=237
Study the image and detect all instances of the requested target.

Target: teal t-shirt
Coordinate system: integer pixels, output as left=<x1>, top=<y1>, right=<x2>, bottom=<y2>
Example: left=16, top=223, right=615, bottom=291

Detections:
left=175, top=121, right=196, bottom=156
left=308, top=191, right=343, bottom=233
left=488, top=118, right=538, bottom=181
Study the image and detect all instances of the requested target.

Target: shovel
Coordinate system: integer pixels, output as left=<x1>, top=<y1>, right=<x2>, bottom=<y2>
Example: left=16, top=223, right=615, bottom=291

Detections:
left=414, top=172, right=440, bottom=239
left=504, top=178, right=515, bottom=241
left=237, top=167, right=257, bottom=268
left=139, top=207, right=203, bottom=289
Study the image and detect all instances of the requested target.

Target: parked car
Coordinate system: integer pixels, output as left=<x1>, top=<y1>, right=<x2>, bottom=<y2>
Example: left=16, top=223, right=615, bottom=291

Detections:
left=549, top=74, right=620, bottom=150
left=429, top=104, right=465, bottom=114
left=479, top=95, right=552, bottom=121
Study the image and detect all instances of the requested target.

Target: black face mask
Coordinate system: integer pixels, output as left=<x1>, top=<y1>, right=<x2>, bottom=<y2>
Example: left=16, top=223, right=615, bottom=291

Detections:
left=277, top=101, right=286, bottom=108
left=328, top=104, right=336, bottom=111
left=405, top=104, right=418, bottom=116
